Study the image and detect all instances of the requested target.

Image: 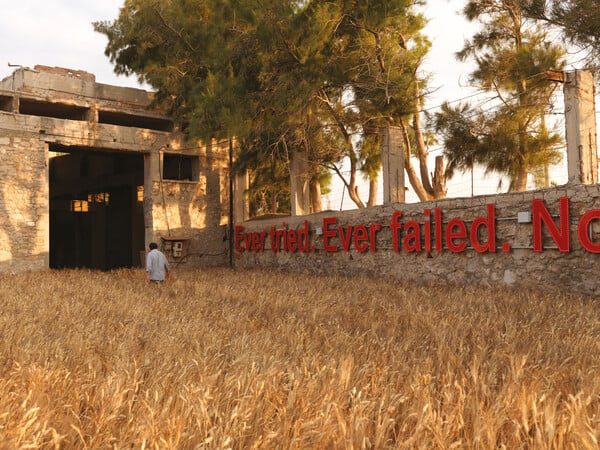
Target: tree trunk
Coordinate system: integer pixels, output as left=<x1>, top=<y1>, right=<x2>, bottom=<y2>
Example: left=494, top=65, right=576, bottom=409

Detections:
left=515, top=112, right=529, bottom=192
left=515, top=34, right=528, bottom=193
left=399, top=118, right=433, bottom=202
left=347, top=185, right=365, bottom=209
left=271, top=192, right=278, bottom=213
left=367, top=176, right=378, bottom=207
left=310, top=177, right=322, bottom=213
left=413, top=78, right=435, bottom=197
left=318, top=88, right=365, bottom=209
left=346, top=153, right=365, bottom=208
left=399, top=77, right=447, bottom=201
left=433, top=156, right=447, bottom=199
left=515, top=165, right=528, bottom=192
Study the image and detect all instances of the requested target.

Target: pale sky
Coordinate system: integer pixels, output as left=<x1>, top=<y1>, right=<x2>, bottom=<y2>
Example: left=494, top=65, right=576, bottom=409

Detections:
left=0, top=0, right=475, bottom=97
left=0, top=0, right=141, bottom=88
left=0, top=0, right=572, bottom=206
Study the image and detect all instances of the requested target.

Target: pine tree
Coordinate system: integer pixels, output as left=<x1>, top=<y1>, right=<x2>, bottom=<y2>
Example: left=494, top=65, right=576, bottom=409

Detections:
left=526, top=0, right=600, bottom=61
left=435, top=0, right=565, bottom=192
left=95, top=0, right=442, bottom=209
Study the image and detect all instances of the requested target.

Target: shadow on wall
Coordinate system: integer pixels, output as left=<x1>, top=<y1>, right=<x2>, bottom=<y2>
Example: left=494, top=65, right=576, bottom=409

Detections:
left=203, top=140, right=226, bottom=230
left=173, top=140, right=227, bottom=250
left=154, top=141, right=229, bottom=267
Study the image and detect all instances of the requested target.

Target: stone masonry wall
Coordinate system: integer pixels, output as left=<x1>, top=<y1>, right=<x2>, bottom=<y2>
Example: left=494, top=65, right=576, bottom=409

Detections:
left=0, top=65, right=231, bottom=272
left=235, top=183, right=600, bottom=295
left=147, top=142, right=230, bottom=268
left=0, top=111, right=230, bottom=272
left=0, top=134, right=48, bottom=272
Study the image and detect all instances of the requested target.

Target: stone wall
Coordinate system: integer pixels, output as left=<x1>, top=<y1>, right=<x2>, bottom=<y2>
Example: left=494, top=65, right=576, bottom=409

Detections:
left=0, top=111, right=229, bottom=272
left=0, top=67, right=230, bottom=272
left=0, top=135, right=48, bottom=272
left=147, top=143, right=230, bottom=267
left=234, top=183, right=600, bottom=295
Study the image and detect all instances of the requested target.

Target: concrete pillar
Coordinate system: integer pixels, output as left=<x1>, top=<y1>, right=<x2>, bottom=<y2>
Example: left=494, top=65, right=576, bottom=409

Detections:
left=381, top=126, right=405, bottom=204
left=143, top=149, right=161, bottom=245
left=88, top=106, right=98, bottom=124
left=290, top=151, right=311, bottom=216
left=233, top=170, right=249, bottom=223
left=564, top=70, right=598, bottom=184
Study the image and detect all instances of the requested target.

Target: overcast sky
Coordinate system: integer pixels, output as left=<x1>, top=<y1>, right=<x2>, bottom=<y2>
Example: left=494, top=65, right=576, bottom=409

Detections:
left=0, top=0, right=478, bottom=103
left=0, top=0, right=568, bottom=204
left=0, top=0, right=142, bottom=88
left=0, top=0, right=499, bottom=204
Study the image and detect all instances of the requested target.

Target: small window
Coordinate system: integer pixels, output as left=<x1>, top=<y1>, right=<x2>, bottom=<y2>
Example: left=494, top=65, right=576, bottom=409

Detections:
left=162, top=154, right=199, bottom=181
left=137, top=186, right=144, bottom=202
left=87, top=192, right=110, bottom=205
left=71, top=200, right=89, bottom=213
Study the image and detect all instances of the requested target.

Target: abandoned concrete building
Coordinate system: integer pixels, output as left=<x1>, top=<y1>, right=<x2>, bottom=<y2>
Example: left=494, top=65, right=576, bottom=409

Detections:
left=1, top=64, right=598, bottom=292
left=0, top=65, right=231, bottom=273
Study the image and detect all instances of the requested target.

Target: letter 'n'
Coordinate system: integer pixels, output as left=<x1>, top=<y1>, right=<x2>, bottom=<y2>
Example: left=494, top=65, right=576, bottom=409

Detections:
left=532, top=197, right=570, bottom=252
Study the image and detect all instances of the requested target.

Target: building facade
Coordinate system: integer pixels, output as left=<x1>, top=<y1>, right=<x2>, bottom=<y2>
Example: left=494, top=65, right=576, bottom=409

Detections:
left=0, top=66, right=230, bottom=272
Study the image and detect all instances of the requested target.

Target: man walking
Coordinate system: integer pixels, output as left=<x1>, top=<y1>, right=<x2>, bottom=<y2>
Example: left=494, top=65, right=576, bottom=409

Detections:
left=146, top=242, right=170, bottom=284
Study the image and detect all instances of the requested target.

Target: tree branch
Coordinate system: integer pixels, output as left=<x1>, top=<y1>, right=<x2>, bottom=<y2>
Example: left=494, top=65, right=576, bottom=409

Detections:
left=152, top=6, right=196, bottom=53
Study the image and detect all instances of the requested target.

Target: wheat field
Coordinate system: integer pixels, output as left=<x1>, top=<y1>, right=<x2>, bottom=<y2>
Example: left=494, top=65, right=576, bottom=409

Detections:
left=0, top=268, right=598, bottom=448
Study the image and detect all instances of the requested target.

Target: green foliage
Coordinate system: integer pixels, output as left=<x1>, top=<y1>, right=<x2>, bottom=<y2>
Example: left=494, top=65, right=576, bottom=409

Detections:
left=525, top=0, right=600, bottom=62
left=433, top=103, right=480, bottom=179
left=436, top=103, right=561, bottom=188
left=435, top=0, right=565, bottom=191
left=359, top=134, right=383, bottom=179
left=95, top=0, right=215, bottom=125
left=234, top=133, right=291, bottom=216
left=95, top=0, right=430, bottom=209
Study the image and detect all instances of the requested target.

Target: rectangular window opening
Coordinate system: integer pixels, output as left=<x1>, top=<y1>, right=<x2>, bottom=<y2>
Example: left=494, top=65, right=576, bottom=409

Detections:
left=70, top=200, right=89, bottom=213
left=162, top=154, right=199, bottom=181
left=19, top=99, right=89, bottom=121
left=87, top=192, right=110, bottom=205
left=98, top=110, right=174, bottom=132
left=0, top=95, right=13, bottom=112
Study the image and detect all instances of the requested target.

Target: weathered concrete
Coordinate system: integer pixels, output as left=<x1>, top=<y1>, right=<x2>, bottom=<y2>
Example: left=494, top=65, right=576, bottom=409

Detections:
left=381, top=126, right=405, bottom=205
left=0, top=66, right=229, bottom=272
left=149, top=139, right=230, bottom=267
left=564, top=70, right=598, bottom=184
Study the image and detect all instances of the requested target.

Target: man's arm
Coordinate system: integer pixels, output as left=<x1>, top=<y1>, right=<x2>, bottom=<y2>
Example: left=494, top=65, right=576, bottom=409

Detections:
left=146, top=252, right=152, bottom=281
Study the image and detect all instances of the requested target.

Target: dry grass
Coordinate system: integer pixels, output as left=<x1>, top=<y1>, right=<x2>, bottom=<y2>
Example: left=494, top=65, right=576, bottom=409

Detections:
left=0, top=268, right=598, bottom=448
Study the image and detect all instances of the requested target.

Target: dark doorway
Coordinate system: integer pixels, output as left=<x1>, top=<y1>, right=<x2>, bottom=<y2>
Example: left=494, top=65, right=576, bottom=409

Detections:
left=49, top=144, right=145, bottom=270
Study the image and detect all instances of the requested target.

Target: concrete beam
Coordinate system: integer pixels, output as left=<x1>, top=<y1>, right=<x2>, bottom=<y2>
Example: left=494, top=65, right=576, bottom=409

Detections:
left=1, top=67, right=156, bottom=115
left=564, top=70, right=598, bottom=184
left=0, top=112, right=169, bottom=152
left=381, top=126, right=405, bottom=205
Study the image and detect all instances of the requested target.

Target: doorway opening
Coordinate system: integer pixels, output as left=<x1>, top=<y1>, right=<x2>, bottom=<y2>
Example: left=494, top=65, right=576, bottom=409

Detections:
left=49, top=144, right=145, bottom=270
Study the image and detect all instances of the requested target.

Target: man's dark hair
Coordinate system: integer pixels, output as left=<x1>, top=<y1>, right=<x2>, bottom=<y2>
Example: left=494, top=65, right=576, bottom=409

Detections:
left=149, top=242, right=158, bottom=250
